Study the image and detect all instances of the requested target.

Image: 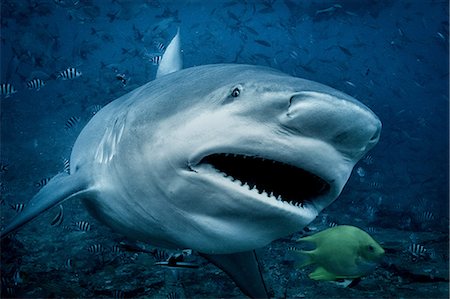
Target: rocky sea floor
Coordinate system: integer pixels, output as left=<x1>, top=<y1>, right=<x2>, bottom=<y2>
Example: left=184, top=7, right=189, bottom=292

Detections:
left=1, top=210, right=448, bottom=299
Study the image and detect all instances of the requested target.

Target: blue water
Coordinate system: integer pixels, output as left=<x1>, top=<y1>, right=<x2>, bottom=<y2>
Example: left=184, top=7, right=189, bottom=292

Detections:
left=1, top=0, right=448, bottom=298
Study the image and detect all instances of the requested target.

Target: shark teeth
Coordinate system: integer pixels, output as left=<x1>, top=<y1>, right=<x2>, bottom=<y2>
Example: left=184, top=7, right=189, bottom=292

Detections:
left=200, top=153, right=330, bottom=209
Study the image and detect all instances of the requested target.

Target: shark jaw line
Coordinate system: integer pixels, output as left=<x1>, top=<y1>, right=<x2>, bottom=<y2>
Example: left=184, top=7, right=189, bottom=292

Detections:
left=193, top=153, right=331, bottom=212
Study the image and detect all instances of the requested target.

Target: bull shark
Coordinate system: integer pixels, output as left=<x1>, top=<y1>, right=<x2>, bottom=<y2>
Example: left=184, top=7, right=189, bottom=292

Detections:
left=1, top=29, right=381, bottom=298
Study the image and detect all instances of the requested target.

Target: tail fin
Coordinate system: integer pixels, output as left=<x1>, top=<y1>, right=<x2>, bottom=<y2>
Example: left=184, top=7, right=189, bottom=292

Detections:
left=1, top=171, right=91, bottom=238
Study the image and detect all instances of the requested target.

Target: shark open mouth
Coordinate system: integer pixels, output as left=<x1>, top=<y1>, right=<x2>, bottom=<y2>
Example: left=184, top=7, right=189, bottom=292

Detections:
left=200, top=153, right=330, bottom=207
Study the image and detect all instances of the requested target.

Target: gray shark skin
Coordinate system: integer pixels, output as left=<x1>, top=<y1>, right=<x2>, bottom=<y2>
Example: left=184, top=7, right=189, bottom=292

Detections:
left=1, top=64, right=381, bottom=298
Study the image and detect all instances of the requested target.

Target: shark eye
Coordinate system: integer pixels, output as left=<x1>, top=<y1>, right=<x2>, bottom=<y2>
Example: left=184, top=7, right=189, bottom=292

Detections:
left=231, top=87, right=241, bottom=97
left=368, top=245, right=375, bottom=252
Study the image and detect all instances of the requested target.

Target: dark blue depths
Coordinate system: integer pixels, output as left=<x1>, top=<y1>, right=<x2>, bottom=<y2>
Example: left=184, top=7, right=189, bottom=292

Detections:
left=0, top=0, right=448, bottom=298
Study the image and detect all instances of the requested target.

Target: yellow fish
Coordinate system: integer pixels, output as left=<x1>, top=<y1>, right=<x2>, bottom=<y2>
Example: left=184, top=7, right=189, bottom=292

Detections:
left=290, top=225, right=384, bottom=281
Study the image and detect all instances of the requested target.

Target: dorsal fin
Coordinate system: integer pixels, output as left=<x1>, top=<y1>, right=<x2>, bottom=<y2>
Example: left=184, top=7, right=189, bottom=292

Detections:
left=156, top=28, right=182, bottom=78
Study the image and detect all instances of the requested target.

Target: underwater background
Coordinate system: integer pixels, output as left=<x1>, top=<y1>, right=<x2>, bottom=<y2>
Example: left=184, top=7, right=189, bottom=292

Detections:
left=0, top=0, right=448, bottom=298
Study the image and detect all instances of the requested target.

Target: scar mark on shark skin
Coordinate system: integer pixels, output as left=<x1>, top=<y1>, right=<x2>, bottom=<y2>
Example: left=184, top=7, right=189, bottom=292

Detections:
left=95, top=115, right=126, bottom=164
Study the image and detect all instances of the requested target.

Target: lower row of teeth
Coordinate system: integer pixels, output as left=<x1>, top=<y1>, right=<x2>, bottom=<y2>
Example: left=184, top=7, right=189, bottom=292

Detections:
left=220, top=172, right=304, bottom=208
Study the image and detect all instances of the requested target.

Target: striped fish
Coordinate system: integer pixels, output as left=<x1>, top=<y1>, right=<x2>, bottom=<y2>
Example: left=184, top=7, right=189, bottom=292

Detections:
left=362, top=155, right=374, bottom=165
left=58, top=67, right=82, bottom=80
left=10, top=203, right=25, bottom=213
left=328, top=221, right=338, bottom=228
left=366, top=227, right=378, bottom=234
left=152, top=249, right=169, bottom=261
left=65, top=116, right=81, bottom=130
left=154, top=41, right=165, bottom=52
left=112, top=290, right=125, bottom=299
left=111, top=244, right=122, bottom=254
left=1, top=83, right=17, bottom=98
left=408, top=243, right=427, bottom=258
left=26, top=78, right=45, bottom=90
left=418, top=211, right=434, bottom=221
left=35, top=177, right=51, bottom=188
left=74, top=221, right=91, bottom=231
left=88, top=244, right=104, bottom=253
left=63, top=158, right=70, bottom=174
left=167, top=291, right=179, bottom=299
left=50, top=205, right=64, bottom=226
left=149, top=55, right=162, bottom=65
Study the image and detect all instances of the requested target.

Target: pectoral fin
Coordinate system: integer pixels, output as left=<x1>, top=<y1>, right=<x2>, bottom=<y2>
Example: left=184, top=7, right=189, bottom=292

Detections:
left=1, top=171, right=91, bottom=238
left=200, top=250, right=269, bottom=298
left=309, top=266, right=337, bottom=281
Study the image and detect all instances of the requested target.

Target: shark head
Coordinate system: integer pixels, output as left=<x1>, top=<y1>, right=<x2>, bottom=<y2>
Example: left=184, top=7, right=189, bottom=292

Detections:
left=90, top=64, right=381, bottom=254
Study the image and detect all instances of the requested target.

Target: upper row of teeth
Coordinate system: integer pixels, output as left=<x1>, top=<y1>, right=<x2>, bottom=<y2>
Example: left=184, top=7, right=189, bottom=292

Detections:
left=217, top=153, right=290, bottom=166
left=219, top=171, right=305, bottom=208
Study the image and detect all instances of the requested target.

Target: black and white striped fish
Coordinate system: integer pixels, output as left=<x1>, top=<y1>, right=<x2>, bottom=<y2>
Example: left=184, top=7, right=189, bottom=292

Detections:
left=112, top=290, right=125, bottom=299
left=50, top=205, right=64, bottom=226
left=166, top=291, right=179, bottom=299
left=35, top=177, right=51, bottom=188
left=88, top=244, right=104, bottom=253
left=154, top=41, right=165, bottom=52
left=63, top=158, right=70, bottom=174
left=58, top=67, right=82, bottom=80
left=65, top=116, right=81, bottom=130
left=74, top=221, right=91, bottom=231
left=10, top=203, right=25, bottom=213
left=1, top=83, right=17, bottom=98
left=26, top=78, right=45, bottom=90
left=418, top=211, right=434, bottom=221
left=111, top=244, right=122, bottom=254
left=149, top=55, right=162, bottom=65
left=328, top=221, right=338, bottom=228
left=407, top=243, right=427, bottom=257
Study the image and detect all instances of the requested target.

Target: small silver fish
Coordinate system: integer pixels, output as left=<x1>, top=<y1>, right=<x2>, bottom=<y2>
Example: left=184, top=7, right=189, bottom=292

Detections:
left=12, top=269, right=23, bottom=286
left=0, top=162, right=8, bottom=173
left=65, top=258, right=74, bottom=270
left=89, top=104, right=103, bottom=116
left=356, top=167, right=366, bottom=177
left=1, top=83, right=17, bottom=98
left=50, top=205, right=64, bottom=226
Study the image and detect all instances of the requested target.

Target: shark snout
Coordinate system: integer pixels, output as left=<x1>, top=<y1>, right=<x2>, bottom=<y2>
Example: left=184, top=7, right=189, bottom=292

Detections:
left=284, top=91, right=381, bottom=158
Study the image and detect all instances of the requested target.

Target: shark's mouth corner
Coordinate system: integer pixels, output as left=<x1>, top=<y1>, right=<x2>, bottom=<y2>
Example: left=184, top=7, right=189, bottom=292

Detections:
left=199, top=153, right=330, bottom=208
